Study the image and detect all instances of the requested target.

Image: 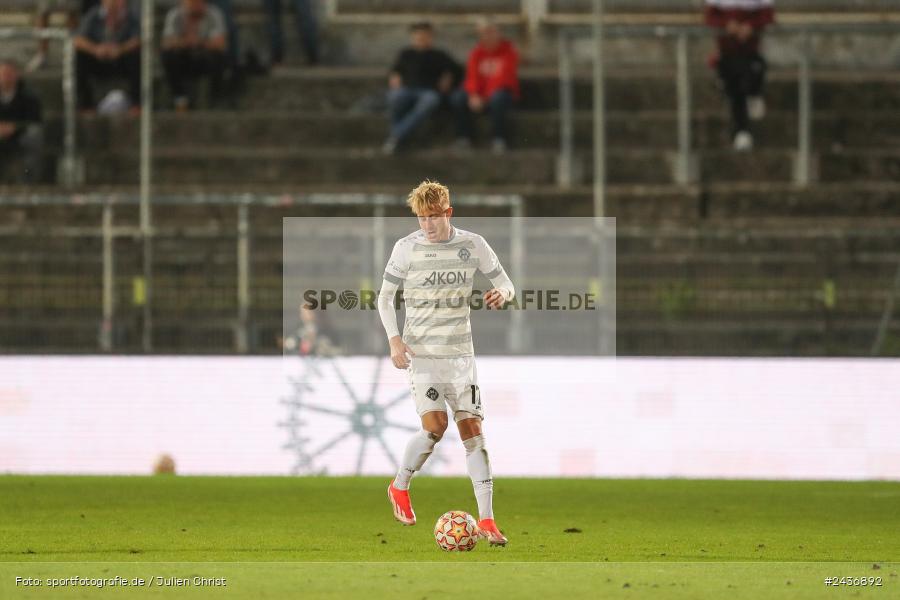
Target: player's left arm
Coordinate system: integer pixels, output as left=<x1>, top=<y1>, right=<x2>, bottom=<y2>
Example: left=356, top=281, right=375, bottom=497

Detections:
left=474, top=235, right=515, bottom=309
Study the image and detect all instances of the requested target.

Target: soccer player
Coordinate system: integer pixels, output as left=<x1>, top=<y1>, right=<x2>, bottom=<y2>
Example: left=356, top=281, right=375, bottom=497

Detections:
left=378, top=180, right=513, bottom=546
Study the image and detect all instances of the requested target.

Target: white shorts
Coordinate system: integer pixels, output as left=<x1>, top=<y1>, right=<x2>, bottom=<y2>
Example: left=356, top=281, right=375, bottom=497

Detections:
left=408, top=356, right=483, bottom=422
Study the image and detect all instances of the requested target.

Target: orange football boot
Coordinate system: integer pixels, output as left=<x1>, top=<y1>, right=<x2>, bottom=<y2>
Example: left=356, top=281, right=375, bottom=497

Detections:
left=477, top=518, right=508, bottom=546
left=387, top=481, right=416, bottom=525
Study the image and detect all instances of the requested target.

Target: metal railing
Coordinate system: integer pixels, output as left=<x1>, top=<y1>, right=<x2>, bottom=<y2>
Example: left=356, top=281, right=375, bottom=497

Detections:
left=0, top=27, right=79, bottom=186
left=0, top=192, right=525, bottom=354
left=872, top=260, right=900, bottom=357
left=140, top=0, right=155, bottom=352
left=555, top=19, right=900, bottom=200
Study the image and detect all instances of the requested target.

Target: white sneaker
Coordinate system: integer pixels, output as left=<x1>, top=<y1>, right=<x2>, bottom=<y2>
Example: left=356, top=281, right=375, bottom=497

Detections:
left=733, top=131, right=754, bottom=152
left=491, top=138, right=508, bottom=155
left=747, top=96, right=766, bottom=121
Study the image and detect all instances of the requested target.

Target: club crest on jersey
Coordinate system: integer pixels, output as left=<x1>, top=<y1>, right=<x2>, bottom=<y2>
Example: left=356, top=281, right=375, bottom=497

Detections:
left=426, top=387, right=440, bottom=401
left=424, top=271, right=467, bottom=286
left=458, top=247, right=471, bottom=262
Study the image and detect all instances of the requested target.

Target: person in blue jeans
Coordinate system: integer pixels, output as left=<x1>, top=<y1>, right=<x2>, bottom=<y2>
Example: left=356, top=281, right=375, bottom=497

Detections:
left=451, top=88, right=513, bottom=154
left=263, top=0, right=319, bottom=66
left=383, top=22, right=462, bottom=155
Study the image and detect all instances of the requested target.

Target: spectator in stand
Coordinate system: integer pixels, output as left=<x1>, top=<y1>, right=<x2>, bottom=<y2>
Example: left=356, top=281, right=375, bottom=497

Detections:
left=705, top=0, right=775, bottom=151
left=27, top=1, right=85, bottom=72
left=451, top=18, right=519, bottom=154
left=73, top=0, right=141, bottom=114
left=161, top=0, right=228, bottom=111
left=31, top=2, right=148, bottom=73
left=210, top=0, right=241, bottom=72
left=382, top=22, right=462, bottom=155
left=0, top=59, right=44, bottom=183
left=262, top=0, right=319, bottom=67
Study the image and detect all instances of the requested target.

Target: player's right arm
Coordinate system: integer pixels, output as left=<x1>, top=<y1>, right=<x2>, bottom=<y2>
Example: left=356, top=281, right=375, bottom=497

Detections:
left=378, top=240, right=415, bottom=369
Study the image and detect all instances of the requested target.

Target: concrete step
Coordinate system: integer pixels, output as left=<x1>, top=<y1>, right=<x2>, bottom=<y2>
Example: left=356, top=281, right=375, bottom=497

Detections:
left=24, top=69, right=900, bottom=113
left=6, top=306, right=893, bottom=356
left=1, top=289, right=891, bottom=327
left=522, top=183, right=900, bottom=220
left=617, top=224, right=900, bottom=255
left=58, top=110, right=900, bottom=151
left=3, top=183, right=899, bottom=224
left=6, top=218, right=899, bottom=281
left=310, top=19, right=900, bottom=69
left=247, top=70, right=900, bottom=112
left=223, top=72, right=900, bottom=111
left=336, top=0, right=519, bottom=14
left=72, top=147, right=729, bottom=185
left=547, top=0, right=898, bottom=14
left=820, top=151, right=900, bottom=183
left=74, top=146, right=900, bottom=186
left=6, top=2, right=896, bottom=69
left=3, top=214, right=898, bottom=357
left=623, top=257, right=897, bottom=281
left=616, top=318, right=894, bottom=357
left=0, top=311, right=894, bottom=356
left=7, top=243, right=897, bottom=283
left=3, top=265, right=893, bottom=305
left=3, top=0, right=885, bottom=16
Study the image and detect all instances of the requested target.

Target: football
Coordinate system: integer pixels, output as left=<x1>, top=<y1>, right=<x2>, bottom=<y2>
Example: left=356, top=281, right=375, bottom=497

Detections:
left=433, top=510, right=480, bottom=552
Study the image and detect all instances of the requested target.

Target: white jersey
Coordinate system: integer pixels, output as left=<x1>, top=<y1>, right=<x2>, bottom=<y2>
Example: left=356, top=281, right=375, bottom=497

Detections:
left=383, top=227, right=510, bottom=358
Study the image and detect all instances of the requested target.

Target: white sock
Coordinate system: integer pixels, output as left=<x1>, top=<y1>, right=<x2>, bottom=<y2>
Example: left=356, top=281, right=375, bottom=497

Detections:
left=463, top=434, right=493, bottom=520
left=393, top=430, right=440, bottom=490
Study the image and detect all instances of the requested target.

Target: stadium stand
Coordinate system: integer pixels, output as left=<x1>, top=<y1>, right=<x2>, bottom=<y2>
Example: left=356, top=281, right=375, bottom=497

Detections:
left=1, top=0, right=899, bottom=356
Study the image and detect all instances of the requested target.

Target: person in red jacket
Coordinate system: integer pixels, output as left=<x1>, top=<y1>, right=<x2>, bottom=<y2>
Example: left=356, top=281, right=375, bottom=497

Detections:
left=705, top=0, right=775, bottom=151
left=451, top=19, right=520, bottom=154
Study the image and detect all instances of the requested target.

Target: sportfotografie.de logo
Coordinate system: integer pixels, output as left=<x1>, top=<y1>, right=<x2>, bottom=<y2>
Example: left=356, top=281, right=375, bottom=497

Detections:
left=302, top=289, right=599, bottom=311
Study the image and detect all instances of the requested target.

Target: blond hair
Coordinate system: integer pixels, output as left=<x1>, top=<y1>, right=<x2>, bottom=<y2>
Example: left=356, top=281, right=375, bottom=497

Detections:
left=407, top=180, right=450, bottom=214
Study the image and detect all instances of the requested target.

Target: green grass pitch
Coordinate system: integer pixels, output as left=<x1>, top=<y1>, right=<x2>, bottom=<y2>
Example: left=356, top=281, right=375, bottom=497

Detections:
left=1, top=476, right=897, bottom=599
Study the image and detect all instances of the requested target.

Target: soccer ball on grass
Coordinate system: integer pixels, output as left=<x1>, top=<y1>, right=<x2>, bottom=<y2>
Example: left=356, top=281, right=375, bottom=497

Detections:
left=434, top=510, right=479, bottom=552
